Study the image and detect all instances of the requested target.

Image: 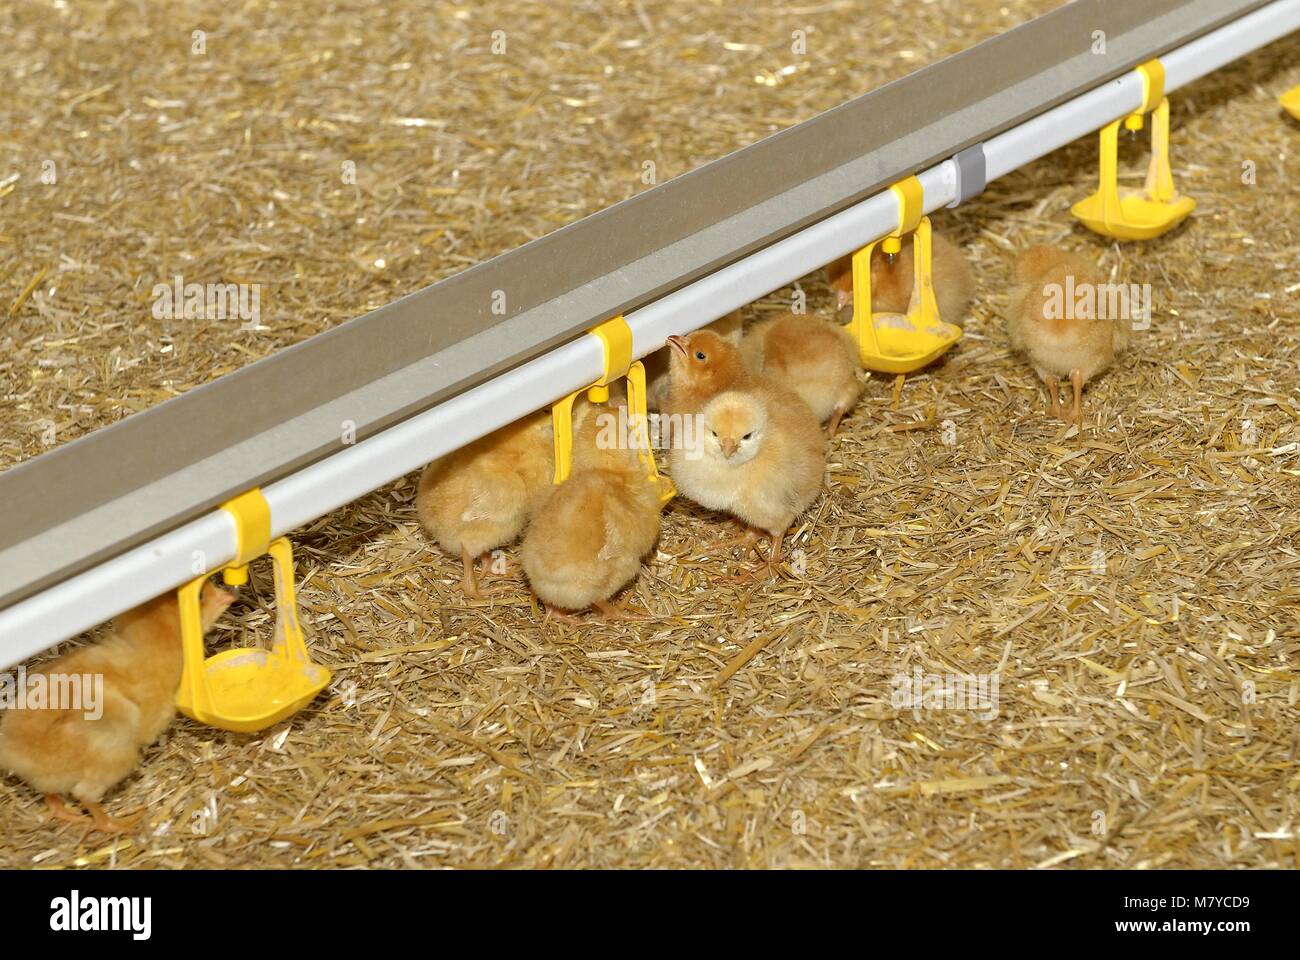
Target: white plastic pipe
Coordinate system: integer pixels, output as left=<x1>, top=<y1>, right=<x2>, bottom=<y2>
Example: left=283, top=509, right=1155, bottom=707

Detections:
left=3, top=0, right=1298, bottom=666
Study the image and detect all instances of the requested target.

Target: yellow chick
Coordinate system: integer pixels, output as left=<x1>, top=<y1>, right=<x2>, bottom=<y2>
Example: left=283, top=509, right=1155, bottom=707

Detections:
left=520, top=400, right=666, bottom=621
left=1007, top=245, right=1131, bottom=424
left=416, top=409, right=554, bottom=597
left=740, top=310, right=863, bottom=436
left=826, top=230, right=974, bottom=324
left=0, top=582, right=234, bottom=833
left=670, top=384, right=825, bottom=576
left=645, top=310, right=743, bottom=412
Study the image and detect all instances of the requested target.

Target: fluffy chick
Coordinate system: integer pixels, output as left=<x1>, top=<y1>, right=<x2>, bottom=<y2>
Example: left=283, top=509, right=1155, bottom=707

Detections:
left=645, top=311, right=743, bottom=412
left=741, top=311, right=863, bottom=436
left=0, top=582, right=234, bottom=832
left=1007, top=244, right=1131, bottom=424
left=520, top=402, right=666, bottom=620
left=826, top=230, right=974, bottom=324
left=416, top=409, right=554, bottom=597
left=670, top=385, right=825, bottom=576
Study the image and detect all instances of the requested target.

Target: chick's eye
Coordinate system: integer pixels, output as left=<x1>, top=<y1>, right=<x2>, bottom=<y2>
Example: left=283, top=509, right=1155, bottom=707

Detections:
left=710, top=430, right=717, bottom=438
left=742, top=432, right=753, bottom=441
left=694, top=351, right=707, bottom=361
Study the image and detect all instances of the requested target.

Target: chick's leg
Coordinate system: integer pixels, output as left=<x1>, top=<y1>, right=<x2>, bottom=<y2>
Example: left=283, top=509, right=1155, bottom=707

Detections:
left=759, top=528, right=788, bottom=579
left=1044, top=374, right=1061, bottom=419
left=826, top=405, right=848, bottom=439
left=460, top=547, right=478, bottom=595
left=1069, top=368, right=1084, bottom=426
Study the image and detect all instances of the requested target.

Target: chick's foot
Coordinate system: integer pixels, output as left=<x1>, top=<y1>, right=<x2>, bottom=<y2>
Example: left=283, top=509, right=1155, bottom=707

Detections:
left=542, top=602, right=586, bottom=625
left=44, top=794, right=89, bottom=827
left=460, top=548, right=513, bottom=599
left=706, top=525, right=762, bottom=560
left=84, top=800, right=145, bottom=834
left=595, top=597, right=654, bottom=622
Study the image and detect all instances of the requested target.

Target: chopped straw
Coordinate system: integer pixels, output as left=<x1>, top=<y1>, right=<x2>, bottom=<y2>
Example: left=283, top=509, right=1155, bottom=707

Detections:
left=1, top=0, right=1299, bottom=868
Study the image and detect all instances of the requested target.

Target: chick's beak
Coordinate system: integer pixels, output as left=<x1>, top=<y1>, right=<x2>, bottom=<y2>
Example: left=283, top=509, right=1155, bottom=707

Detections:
left=719, top=437, right=738, bottom=459
left=666, top=335, right=688, bottom=359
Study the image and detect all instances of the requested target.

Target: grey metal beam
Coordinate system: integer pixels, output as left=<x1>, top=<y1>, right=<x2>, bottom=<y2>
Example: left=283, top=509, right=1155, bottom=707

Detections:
left=0, top=0, right=1272, bottom=608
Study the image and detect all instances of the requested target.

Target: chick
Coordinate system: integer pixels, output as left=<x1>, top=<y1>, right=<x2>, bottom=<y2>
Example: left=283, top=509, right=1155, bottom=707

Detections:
left=644, top=310, right=743, bottom=412
left=740, top=311, right=863, bottom=436
left=0, top=582, right=234, bottom=833
left=826, top=230, right=974, bottom=324
left=520, top=401, right=666, bottom=620
left=1007, top=245, right=1131, bottom=424
left=670, top=385, right=825, bottom=577
left=416, top=409, right=554, bottom=598
left=661, top=328, right=750, bottom=419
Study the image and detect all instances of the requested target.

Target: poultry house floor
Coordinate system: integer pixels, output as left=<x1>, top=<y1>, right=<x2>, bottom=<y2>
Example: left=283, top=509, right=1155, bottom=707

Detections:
left=2, top=0, right=1299, bottom=868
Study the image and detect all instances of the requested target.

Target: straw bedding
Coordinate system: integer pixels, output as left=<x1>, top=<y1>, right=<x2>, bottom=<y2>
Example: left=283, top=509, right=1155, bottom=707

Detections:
left=2, top=0, right=1299, bottom=868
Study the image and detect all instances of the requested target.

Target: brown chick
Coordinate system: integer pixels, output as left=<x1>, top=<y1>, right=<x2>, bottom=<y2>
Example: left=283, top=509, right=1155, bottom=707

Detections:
left=660, top=327, right=754, bottom=457
left=661, top=328, right=750, bottom=419
left=416, top=409, right=554, bottom=598
left=644, top=311, right=743, bottom=412
left=520, top=401, right=666, bottom=621
left=740, top=311, right=863, bottom=437
left=826, top=230, right=974, bottom=324
left=0, top=582, right=234, bottom=833
left=670, top=384, right=825, bottom=577
left=1007, top=244, right=1131, bottom=425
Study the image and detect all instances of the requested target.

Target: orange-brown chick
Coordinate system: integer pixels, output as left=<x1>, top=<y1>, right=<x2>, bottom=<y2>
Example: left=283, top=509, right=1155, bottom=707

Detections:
left=416, top=409, right=554, bottom=597
left=1007, top=245, right=1131, bottom=424
left=826, top=230, right=974, bottom=325
left=645, top=311, right=743, bottom=412
left=520, top=402, right=665, bottom=620
left=0, top=582, right=234, bottom=832
left=741, top=311, right=863, bottom=436
left=661, top=328, right=751, bottom=419
left=670, top=383, right=825, bottom=576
